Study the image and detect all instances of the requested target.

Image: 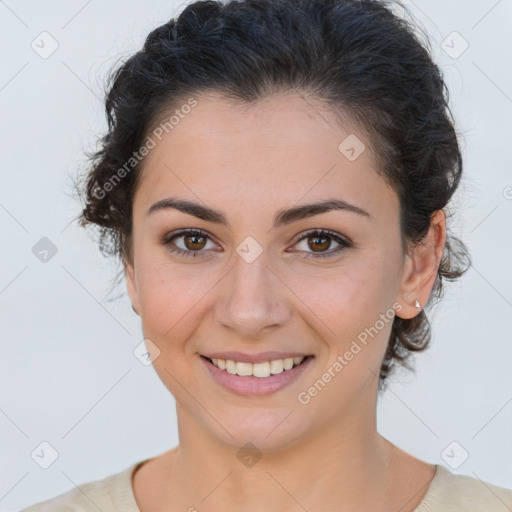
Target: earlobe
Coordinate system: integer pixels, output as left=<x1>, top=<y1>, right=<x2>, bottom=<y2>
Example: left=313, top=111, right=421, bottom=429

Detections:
left=395, top=210, right=446, bottom=319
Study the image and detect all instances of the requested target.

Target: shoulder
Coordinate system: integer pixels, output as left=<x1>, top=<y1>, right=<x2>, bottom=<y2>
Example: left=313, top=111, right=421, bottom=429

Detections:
left=21, top=461, right=145, bottom=512
left=415, top=464, right=512, bottom=511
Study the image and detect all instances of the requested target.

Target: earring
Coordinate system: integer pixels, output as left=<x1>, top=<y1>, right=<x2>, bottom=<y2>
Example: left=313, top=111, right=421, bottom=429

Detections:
left=414, top=299, right=422, bottom=311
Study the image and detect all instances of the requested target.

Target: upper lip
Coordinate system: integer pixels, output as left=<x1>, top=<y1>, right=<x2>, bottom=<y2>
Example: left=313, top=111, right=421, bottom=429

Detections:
left=202, top=351, right=312, bottom=364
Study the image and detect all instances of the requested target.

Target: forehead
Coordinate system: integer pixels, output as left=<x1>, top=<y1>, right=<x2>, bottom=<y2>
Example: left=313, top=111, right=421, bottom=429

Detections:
left=134, top=91, right=398, bottom=223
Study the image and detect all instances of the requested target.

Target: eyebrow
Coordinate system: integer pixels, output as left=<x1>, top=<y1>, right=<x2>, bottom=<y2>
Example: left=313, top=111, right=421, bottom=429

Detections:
left=147, top=197, right=372, bottom=228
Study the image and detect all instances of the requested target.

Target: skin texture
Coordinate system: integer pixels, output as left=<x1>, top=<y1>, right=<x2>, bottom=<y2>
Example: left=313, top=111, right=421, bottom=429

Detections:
left=125, top=91, right=445, bottom=511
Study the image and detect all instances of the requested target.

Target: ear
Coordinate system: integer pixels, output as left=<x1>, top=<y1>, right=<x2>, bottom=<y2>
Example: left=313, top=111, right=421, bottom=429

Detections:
left=395, top=210, right=446, bottom=319
left=124, top=256, right=140, bottom=316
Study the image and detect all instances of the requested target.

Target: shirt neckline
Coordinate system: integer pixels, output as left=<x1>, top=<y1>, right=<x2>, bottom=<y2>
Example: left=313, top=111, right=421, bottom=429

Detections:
left=117, top=460, right=443, bottom=511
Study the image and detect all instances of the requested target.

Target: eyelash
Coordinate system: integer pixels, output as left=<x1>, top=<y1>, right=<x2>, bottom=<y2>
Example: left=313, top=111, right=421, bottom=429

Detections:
left=162, top=228, right=352, bottom=259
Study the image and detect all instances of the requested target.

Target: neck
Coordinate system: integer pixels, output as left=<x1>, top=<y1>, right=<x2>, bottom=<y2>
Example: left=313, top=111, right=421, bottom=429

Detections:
left=159, top=404, right=399, bottom=511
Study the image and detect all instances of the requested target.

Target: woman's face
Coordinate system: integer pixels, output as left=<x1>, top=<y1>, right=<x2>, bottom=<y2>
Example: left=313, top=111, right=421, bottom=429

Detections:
left=126, top=91, right=420, bottom=451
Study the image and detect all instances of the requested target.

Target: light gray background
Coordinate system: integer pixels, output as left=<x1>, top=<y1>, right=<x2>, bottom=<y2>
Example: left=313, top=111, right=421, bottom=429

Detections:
left=1, top=0, right=511, bottom=510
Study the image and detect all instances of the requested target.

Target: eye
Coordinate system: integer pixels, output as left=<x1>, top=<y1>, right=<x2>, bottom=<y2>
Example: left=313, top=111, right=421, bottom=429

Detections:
left=291, top=229, right=352, bottom=259
left=162, top=228, right=351, bottom=259
left=162, top=229, right=219, bottom=258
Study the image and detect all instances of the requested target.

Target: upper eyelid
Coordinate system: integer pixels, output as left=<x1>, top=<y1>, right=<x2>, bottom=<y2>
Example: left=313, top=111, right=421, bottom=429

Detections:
left=165, top=228, right=218, bottom=245
left=292, top=228, right=349, bottom=243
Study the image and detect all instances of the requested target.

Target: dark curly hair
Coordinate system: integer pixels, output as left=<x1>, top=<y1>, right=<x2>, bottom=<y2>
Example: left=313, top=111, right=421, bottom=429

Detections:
left=75, top=0, right=471, bottom=391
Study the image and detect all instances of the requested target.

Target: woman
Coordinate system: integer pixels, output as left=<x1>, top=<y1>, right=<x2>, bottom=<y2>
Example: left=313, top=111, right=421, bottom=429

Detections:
left=23, top=0, right=512, bottom=510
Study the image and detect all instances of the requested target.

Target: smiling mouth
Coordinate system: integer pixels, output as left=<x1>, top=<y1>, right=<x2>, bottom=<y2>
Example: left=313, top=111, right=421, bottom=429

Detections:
left=201, top=355, right=313, bottom=378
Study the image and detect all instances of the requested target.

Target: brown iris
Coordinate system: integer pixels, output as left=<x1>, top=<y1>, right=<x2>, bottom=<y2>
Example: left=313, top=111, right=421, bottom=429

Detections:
left=184, top=233, right=207, bottom=250
left=307, top=233, right=331, bottom=252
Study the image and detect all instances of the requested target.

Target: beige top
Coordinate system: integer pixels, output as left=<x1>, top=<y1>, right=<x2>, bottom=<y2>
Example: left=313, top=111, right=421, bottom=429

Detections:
left=22, top=461, right=512, bottom=511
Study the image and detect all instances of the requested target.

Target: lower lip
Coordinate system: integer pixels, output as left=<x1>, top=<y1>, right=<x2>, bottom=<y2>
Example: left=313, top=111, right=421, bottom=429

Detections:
left=201, top=355, right=314, bottom=396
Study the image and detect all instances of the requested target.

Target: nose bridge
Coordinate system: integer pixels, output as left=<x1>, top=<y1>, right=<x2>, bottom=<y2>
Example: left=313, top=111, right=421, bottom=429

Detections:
left=215, top=245, right=291, bottom=336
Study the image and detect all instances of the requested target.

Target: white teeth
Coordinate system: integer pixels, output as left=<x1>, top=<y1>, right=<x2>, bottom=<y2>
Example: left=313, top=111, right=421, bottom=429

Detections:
left=283, top=357, right=294, bottom=370
left=270, top=359, right=283, bottom=374
left=225, top=360, right=237, bottom=375
left=235, top=362, right=253, bottom=377
left=208, top=356, right=307, bottom=377
left=252, top=362, right=271, bottom=378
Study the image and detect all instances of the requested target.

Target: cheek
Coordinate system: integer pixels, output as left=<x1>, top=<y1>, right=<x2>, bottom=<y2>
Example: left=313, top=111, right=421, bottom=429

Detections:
left=298, top=258, right=387, bottom=329
left=293, top=258, right=396, bottom=370
left=135, top=255, right=211, bottom=351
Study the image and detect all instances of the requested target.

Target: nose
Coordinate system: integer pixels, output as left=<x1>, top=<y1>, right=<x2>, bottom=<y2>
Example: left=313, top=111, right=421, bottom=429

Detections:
left=215, top=250, right=292, bottom=338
